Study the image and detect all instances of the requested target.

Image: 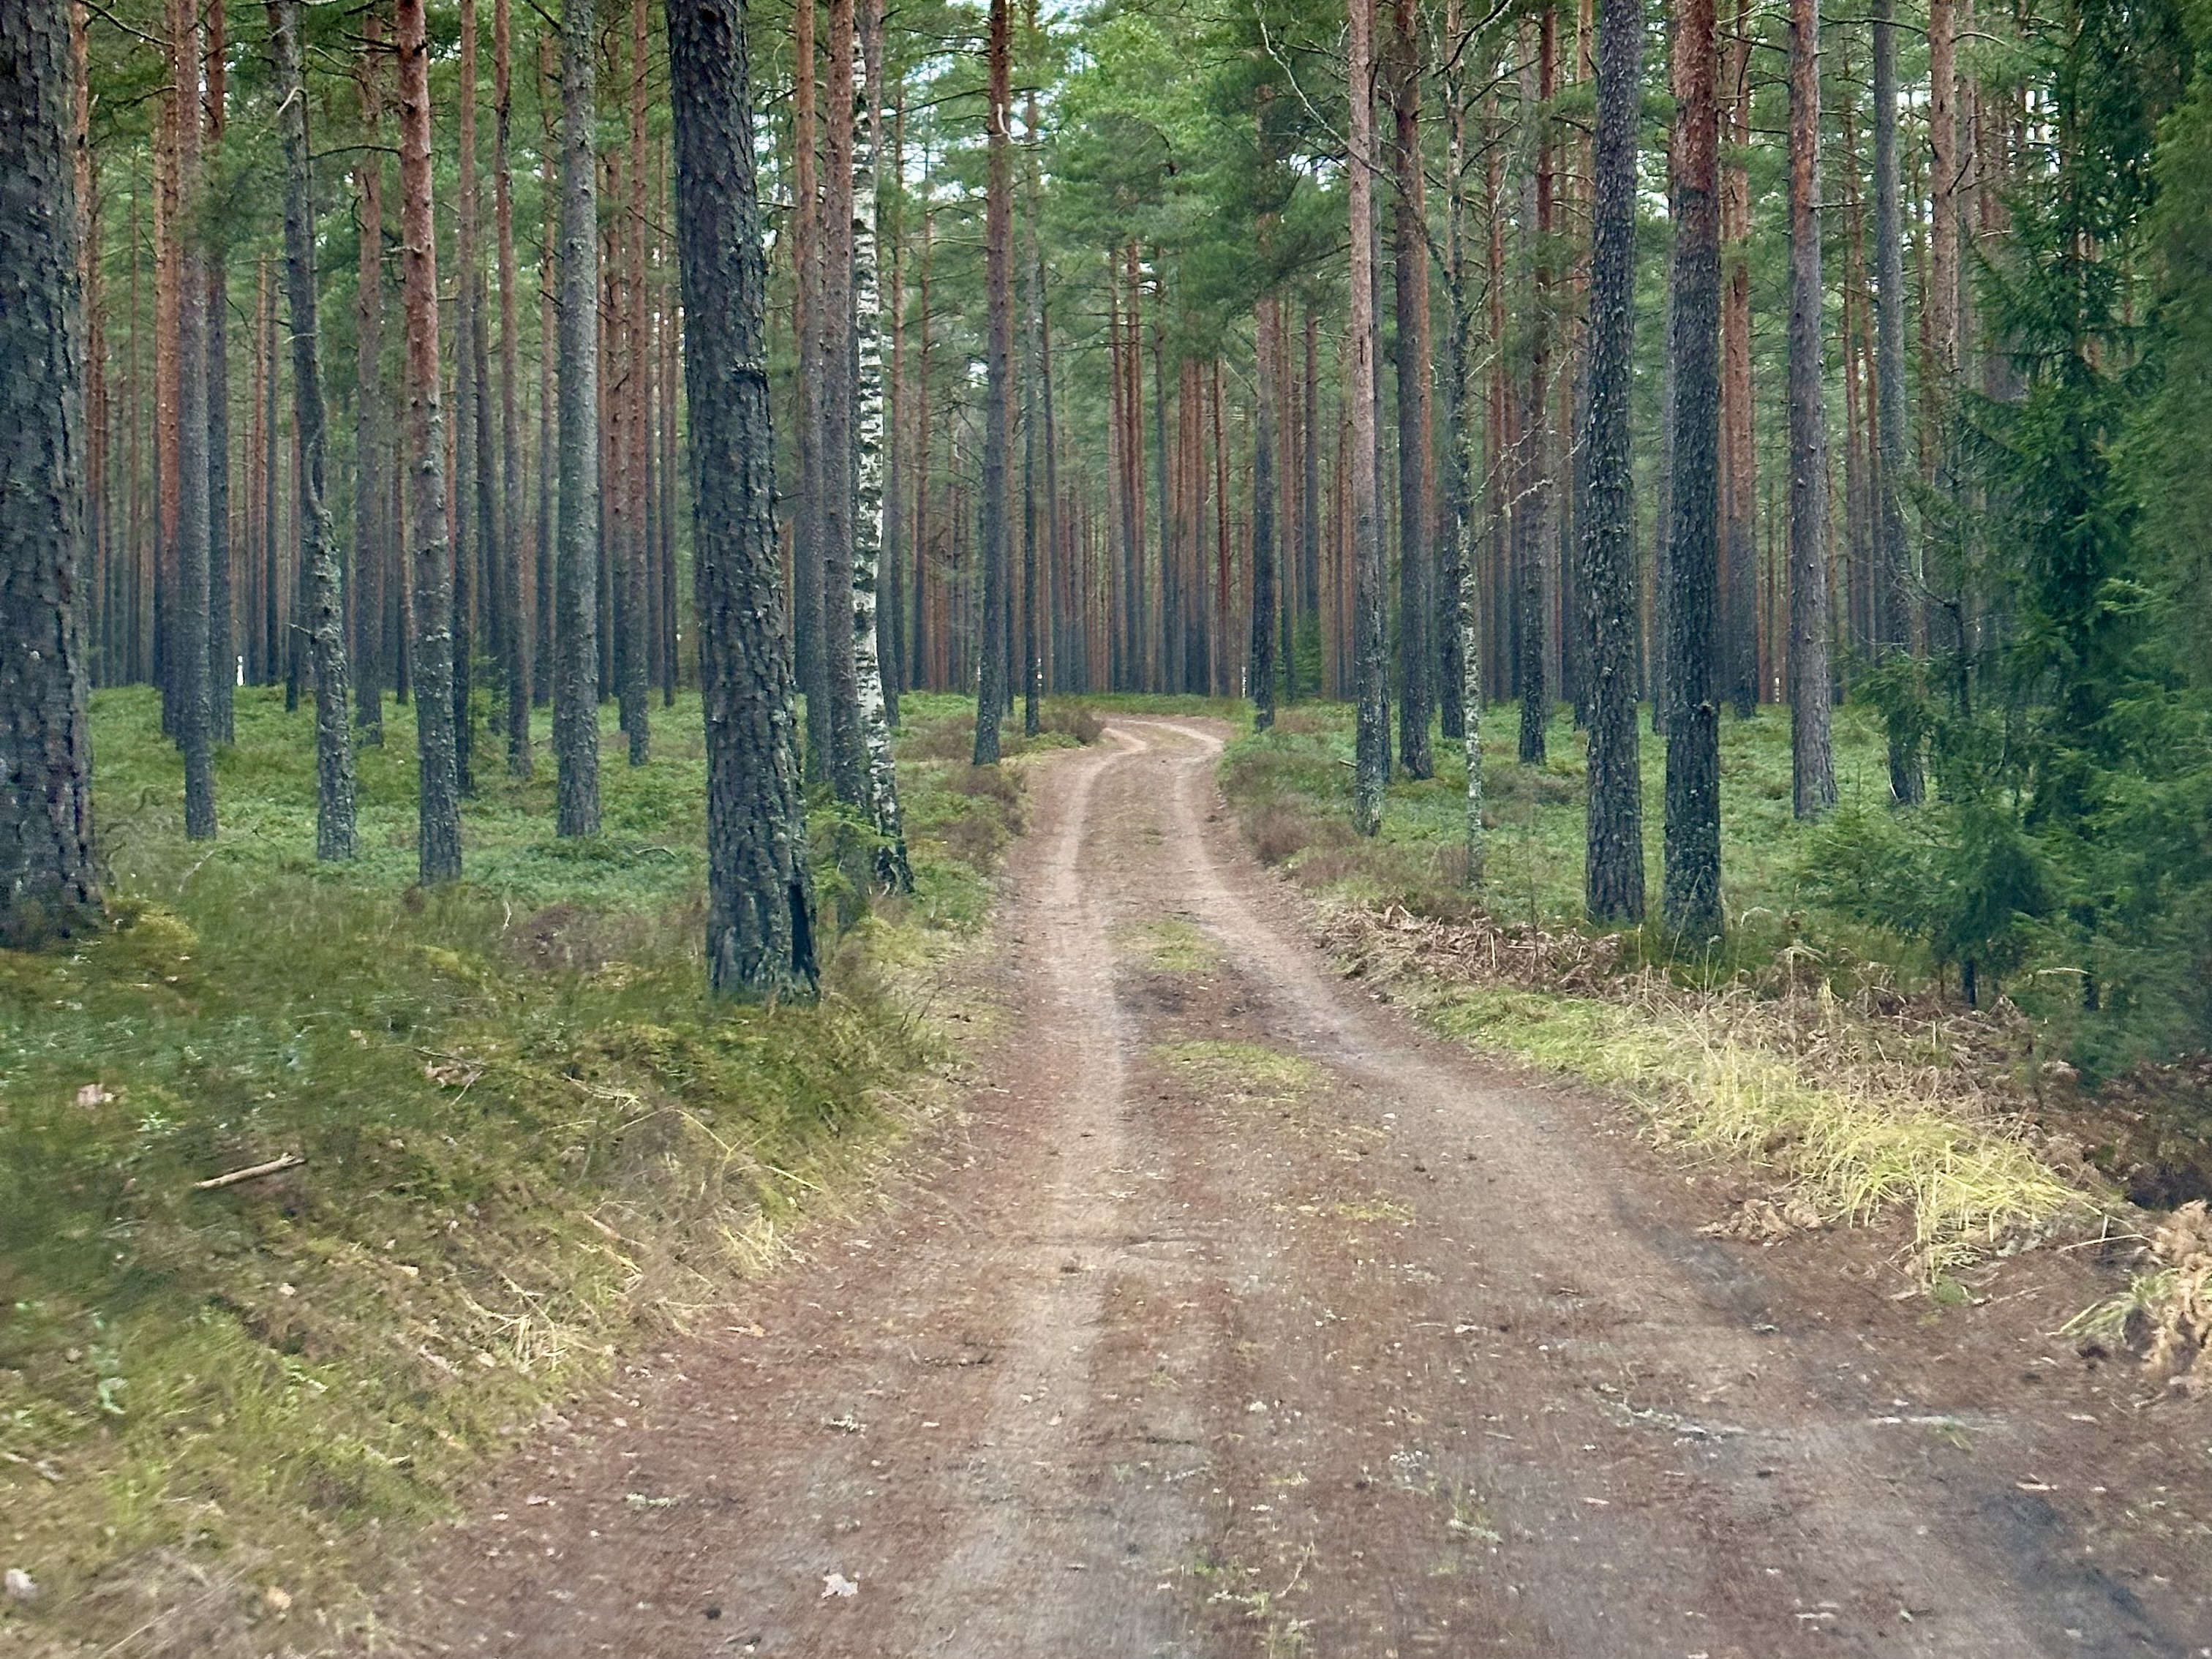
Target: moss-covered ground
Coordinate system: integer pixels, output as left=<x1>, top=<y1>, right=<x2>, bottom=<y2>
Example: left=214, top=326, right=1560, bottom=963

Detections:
left=0, top=685, right=1072, bottom=1640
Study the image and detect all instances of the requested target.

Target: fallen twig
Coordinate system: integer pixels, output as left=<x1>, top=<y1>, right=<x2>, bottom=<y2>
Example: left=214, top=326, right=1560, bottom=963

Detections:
left=192, top=1153, right=304, bottom=1191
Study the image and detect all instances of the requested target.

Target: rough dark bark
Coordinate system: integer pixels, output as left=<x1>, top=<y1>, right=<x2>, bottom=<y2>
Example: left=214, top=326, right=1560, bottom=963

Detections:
left=495, top=0, right=530, bottom=775
left=451, top=0, right=481, bottom=797
left=1788, top=0, right=1836, bottom=819
left=1663, top=0, right=1722, bottom=944
left=620, top=0, right=650, bottom=766
left=1580, top=0, right=1644, bottom=925
left=1389, top=0, right=1432, bottom=778
left=0, top=0, right=101, bottom=946
left=1514, top=18, right=1551, bottom=770
left=554, top=0, right=601, bottom=837
left=535, top=34, right=556, bottom=707
left=666, top=0, right=818, bottom=999
left=397, top=0, right=461, bottom=881
left=1872, top=0, right=1921, bottom=803
left=204, top=1, right=233, bottom=746
left=1349, top=0, right=1386, bottom=835
left=354, top=11, right=386, bottom=743
left=1249, top=296, right=1278, bottom=731
left=971, top=0, right=1011, bottom=765
left=170, top=0, right=214, bottom=839
left=269, top=0, right=358, bottom=860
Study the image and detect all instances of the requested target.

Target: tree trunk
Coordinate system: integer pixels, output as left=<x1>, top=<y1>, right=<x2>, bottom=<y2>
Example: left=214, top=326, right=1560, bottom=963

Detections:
left=495, top=0, right=530, bottom=775
left=397, top=0, right=461, bottom=879
left=971, top=0, right=1011, bottom=764
left=1020, top=31, right=1042, bottom=736
left=620, top=0, right=651, bottom=764
left=535, top=34, right=556, bottom=707
left=1720, top=0, right=1757, bottom=718
left=554, top=0, right=601, bottom=835
left=1349, top=0, right=1386, bottom=835
left=1788, top=0, right=1836, bottom=818
left=1250, top=296, right=1278, bottom=730
left=881, top=79, right=904, bottom=718
left=821, top=0, right=862, bottom=792
left=1662, top=0, right=1722, bottom=943
left=355, top=12, right=387, bottom=742
left=1390, top=0, right=1432, bottom=778
left=666, top=0, right=819, bottom=999
left=0, top=0, right=101, bottom=944
left=1515, top=17, right=1551, bottom=767
left=1581, top=0, right=1644, bottom=923
left=269, top=0, right=358, bottom=859
left=204, top=4, right=233, bottom=745
left=169, top=0, right=214, bottom=837
left=452, top=0, right=481, bottom=796
left=849, top=0, right=911, bottom=888
left=791, top=0, right=831, bottom=782
left=1873, top=0, right=1922, bottom=802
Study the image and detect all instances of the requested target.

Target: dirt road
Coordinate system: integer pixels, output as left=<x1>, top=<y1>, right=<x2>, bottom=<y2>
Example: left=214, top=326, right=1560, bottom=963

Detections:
left=394, top=718, right=2211, bottom=1658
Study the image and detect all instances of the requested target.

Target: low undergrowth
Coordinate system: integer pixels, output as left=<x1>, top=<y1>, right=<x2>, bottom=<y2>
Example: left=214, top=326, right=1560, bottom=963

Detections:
left=1216, top=701, right=2111, bottom=1282
left=0, top=687, right=1041, bottom=1652
left=1328, top=906, right=2093, bottom=1277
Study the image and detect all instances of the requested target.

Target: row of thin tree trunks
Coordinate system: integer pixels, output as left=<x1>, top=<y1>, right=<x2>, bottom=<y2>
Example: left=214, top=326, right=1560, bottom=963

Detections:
left=75, top=4, right=685, bottom=765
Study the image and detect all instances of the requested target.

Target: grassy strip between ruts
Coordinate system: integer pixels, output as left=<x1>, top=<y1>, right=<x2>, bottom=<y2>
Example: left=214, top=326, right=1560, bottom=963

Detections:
left=0, top=687, right=1080, bottom=1652
left=1211, top=700, right=2105, bottom=1282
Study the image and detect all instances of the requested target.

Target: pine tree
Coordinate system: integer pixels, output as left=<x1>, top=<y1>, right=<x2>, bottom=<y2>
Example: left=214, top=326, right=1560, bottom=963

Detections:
left=354, top=10, right=387, bottom=744
left=554, top=0, right=601, bottom=838
left=1389, top=0, right=1432, bottom=778
left=1348, top=0, right=1386, bottom=835
left=971, top=0, right=1012, bottom=765
left=1663, top=0, right=1723, bottom=942
left=1788, top=0, right=1836, bottom=818
left=397, top=0, right=461, bottom=880
left=0, top=0, right=101, bottom=946
left=1581, top=0, right=1645, bottom=923
left=269, top=0, right=357, bottom=859
left=666, top=0, right=819, bottom=998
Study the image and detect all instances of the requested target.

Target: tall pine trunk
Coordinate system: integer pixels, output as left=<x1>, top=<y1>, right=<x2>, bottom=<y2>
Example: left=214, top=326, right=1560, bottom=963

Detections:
left=666, top=0, right=819, bottom=999
left=1873, top=0, right=1922, bottom=802
left=495, top=0, right=530, bottom=775
left=1250, top=296, right=1278, bottom=730
left=971, top=0, right=1011, bottom=765
left=554, top=0, right=602, bottom=835
left=1788, top=0, right=1836, bottom=817
left=452, top=0, right=481, bottom=795
left=821, top=0, right=862, bottom=793
left=397, top=0, right=462, bottom=879
left=620, top=0, right=651, bottom=764
left=269, top=0, right=357, bottom=859
left=0, top=0, right=102, bottom=944
left=354, top=13, right=386, bottom=742
left=170, top=0, right=214, bottom=838
left=204, top=6, right=233, bottom=745
left=1662, top=0, right=1723, bottom=943
left=1390, top=0, right=1432, bottom=778
left=791, top=0, right=831, bottom=781
left=1348, top=0, right=1387, bottom=835
left=1581, top=0, right=1644, bottom=922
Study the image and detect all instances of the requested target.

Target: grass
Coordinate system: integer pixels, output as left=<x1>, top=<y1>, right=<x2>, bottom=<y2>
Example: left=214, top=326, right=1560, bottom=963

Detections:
left=1225, top=699, right=1914, bottom=987
left=1121, top=919, right=1220, bottom=974
left=0, top=684, right=1047, bottom=1646
left=1153, top=1040, right=1323, bottom=1104
left=1215, top=697, right=2099, bottom=1277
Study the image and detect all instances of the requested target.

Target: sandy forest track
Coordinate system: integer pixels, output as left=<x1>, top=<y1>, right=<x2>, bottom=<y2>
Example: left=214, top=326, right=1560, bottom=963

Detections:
left=388, top=719, right=2211, bottom=1658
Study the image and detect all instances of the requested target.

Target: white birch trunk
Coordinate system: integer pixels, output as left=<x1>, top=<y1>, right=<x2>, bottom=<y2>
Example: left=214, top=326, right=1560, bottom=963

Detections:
left=850, top=23, right=911, bottom=892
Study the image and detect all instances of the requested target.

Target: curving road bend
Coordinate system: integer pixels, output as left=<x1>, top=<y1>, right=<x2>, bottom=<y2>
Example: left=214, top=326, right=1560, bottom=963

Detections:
left=391, top=717, right=2209, bottom=1658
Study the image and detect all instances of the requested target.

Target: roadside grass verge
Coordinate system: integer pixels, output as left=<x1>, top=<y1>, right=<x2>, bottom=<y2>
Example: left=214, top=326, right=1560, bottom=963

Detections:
left=0, top=687, right=1041, bottom=1647
left=1209, top=699, right=2103, bottom=1280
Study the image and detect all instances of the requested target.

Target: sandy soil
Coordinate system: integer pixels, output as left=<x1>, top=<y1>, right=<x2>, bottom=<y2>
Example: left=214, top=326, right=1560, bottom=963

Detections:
left=378, top=717, right=2212, bottom=1658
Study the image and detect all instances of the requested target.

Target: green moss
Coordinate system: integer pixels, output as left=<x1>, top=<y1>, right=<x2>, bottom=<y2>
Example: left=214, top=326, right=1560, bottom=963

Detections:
left=0, top=685, right=1019, bottom=1635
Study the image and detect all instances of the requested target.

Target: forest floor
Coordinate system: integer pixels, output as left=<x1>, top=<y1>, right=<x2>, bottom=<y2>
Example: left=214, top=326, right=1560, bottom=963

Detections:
left=364, top=716, right=2211, bottom=1658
